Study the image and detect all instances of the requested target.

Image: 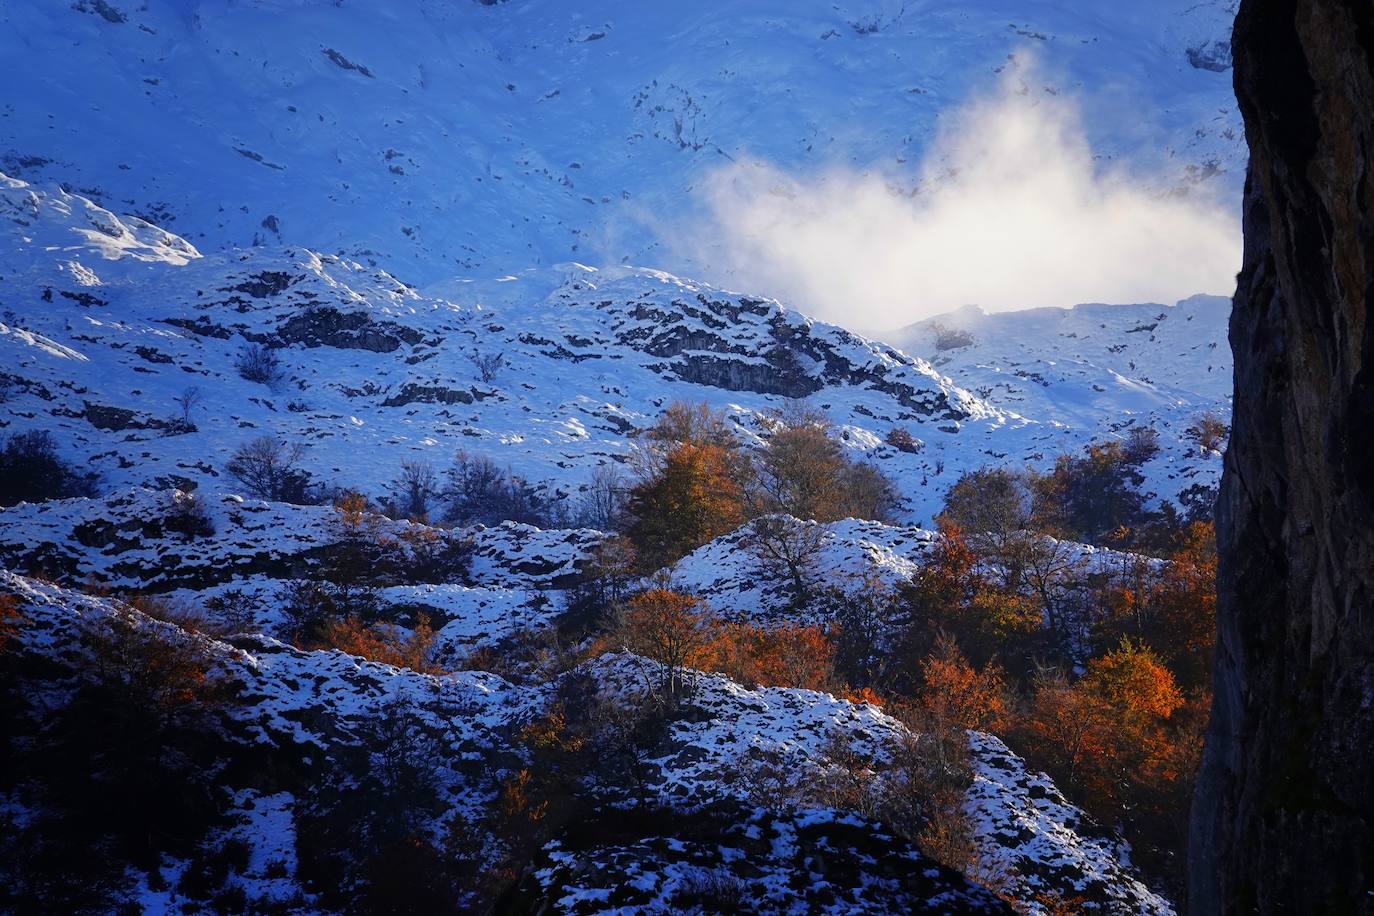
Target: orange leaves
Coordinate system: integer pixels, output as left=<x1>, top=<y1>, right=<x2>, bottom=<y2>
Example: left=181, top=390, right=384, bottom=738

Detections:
left=1020, top=641, right=1189, bottom=816
left=499, top=768, right=547, bottom=824
left=312, top=612, right=442, bottom=674
left=0, top=593, right=27, bottom=653
left=626, top=443, right=745, bottom=569
left=702, top=621, right=839, bottom=693
left=917, top=637, right=1009, bottom=733
left=1084, top=640, right=1184, bottom=724
left=1098, top=521, right=1217, bottom=688
left=612, top=588, right=843, bottom=695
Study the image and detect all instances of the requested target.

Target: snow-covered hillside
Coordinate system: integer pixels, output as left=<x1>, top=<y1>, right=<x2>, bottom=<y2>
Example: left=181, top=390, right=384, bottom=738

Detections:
left=1, top=173, right=1224, bottom=522
left=2, top=569, right=1173, bottom=913
left=1, top=0, right=1240, bottom=286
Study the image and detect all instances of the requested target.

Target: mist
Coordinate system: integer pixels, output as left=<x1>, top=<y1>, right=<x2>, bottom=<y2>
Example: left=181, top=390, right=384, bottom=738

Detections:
left=682, top=62, right=1242, bottom=330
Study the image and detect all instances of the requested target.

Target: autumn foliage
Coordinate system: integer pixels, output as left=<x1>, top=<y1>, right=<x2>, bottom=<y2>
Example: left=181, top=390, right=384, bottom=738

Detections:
left=607, top=587, right=842, bottom=696
left=625, top=443, right=745, bottom=570
left=311, top=613, right=442, bottom=674
left=1018, top=641, right=1191, bottom=834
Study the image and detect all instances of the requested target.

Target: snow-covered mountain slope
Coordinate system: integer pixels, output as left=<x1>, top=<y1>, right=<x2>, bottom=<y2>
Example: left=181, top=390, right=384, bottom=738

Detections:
left=1, top=173, right=1223, bottom=521
left=1, top=570, right=1173, bottom=913
left=1, top=0, right=1240, bottom=285
left=881, top=296, right=1232, bottom=475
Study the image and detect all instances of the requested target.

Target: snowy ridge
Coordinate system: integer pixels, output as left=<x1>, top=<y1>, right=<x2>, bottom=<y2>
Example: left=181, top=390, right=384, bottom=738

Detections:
left=0, top=173, right=1224, bottom=523
left=669, top=514, right=1157, bottom=624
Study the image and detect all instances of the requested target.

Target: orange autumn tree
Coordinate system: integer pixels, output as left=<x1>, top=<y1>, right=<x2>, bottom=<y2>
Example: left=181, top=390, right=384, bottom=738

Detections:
left=625, top=443, right=745, bottom=570
left=1021, top=640, right=1184, bottom=816
left=312, top=613, right=442, bottom=674
left=1097, top=521, right=1217, bottom=689
left=1148, top=521, right=1217, bottom=688
left=917, top=635, right=1009, bottom=733
left=900, top=523, right=1042, bottom=675
left=702, top=621, right=839, bottom=692
left=611, top=588, right=715, bottom=698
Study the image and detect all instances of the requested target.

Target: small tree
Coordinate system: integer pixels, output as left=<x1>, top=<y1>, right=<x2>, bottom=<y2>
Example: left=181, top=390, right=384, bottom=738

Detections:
left=444, top=450, right=549, bottom=527
left=162, top=490, right=215, bottom=540
left=625, top=443, right=744, bottom=570
left=916, top=635, right=1008, bottom=733
left=234, top=342, right=284, bottom=385
left=387, top=460, right=441, bottom=521
left=0, top=430, right=99, bottom=507
left=939, top=467, right=1034, bottom=587
left=173, top=386, right=203, bottom=426
left=742, top=515, right=826, bottom=609
left=578, top=463, right=626, bottom=531
left=469, top=350, right=507, bottom=384
left=1123, top=426, right=1161, bottom=464
left=611, top=588, right=712, bottom=700
left=1187, top=410, right=1230, bottom=454
left=754, top=408, right=895, bottom=522
left=885, top=426, right=923, bottom=454
left=225, top=436, right=312, bottom=502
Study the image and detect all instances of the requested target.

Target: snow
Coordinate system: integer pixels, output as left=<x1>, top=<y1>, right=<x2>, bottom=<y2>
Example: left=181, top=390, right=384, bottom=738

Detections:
left=0, top=0, right=1240, bottom=286
left=0, top=181, right=1225, bottom=525
left=2, top=569, right=1173, bottom=911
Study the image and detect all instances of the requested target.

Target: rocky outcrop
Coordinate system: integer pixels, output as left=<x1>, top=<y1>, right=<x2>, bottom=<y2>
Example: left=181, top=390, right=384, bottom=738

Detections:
left=275, top=306, right=423, bottom=353
left=1190, top=2, right=1374, bottom=912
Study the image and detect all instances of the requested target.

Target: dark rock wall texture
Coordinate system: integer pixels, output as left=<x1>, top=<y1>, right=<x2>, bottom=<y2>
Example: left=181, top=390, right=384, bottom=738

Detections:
left=1191, top=1, right=1374, bottom=912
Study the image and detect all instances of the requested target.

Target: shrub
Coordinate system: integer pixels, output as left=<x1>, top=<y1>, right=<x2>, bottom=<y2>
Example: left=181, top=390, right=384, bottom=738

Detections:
left=200, top=588, right=256, bottom=635
left=385, top=459, right=442, bottom=522
left=173, top=385, right=203, bottom=427
left=311, top=614, right=442, bottom=674
left=0, top=594, right=27, bottom=653
left=885, top=426, right=923, bottom=454
left=1187, top=410, right=1230, bottom=453
left=162, top=490, right=215, bottom=540
left=929, top=322, right=975, bottom=351
left=1123, top=425, right=1161, bottom=464
left=916, top=635, right=1008, bottom=733
left=395, top=524, right=472, bottom=583
left=609, top=588, right=712, bottom=700
left=444, top=450, right=550, bottom=527
left=234, top=342, right=284, bottom=385
left=702, top=620, right=839, bottom=692
left=225, top=436, right=313, bottom=502
left=577, top=463, right=627, bottom=531
left=469, top=350, right=507, bottom=384
left=0, top=430, right=99, bottom=507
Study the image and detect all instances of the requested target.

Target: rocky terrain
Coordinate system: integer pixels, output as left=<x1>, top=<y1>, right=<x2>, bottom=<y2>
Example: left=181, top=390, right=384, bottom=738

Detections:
left=1, top=170, right=1227, bottom=525
left=2, top=565, right=1173, bottom=913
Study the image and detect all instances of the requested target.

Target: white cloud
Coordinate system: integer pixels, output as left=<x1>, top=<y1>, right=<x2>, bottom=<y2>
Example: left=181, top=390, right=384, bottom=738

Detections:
left=678, top=60, right=1241, bottom=330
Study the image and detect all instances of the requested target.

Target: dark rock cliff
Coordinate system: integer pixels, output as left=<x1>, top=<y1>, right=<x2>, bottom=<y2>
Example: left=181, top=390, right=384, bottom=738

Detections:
left=1191, top=1, right=1374, bottom=912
